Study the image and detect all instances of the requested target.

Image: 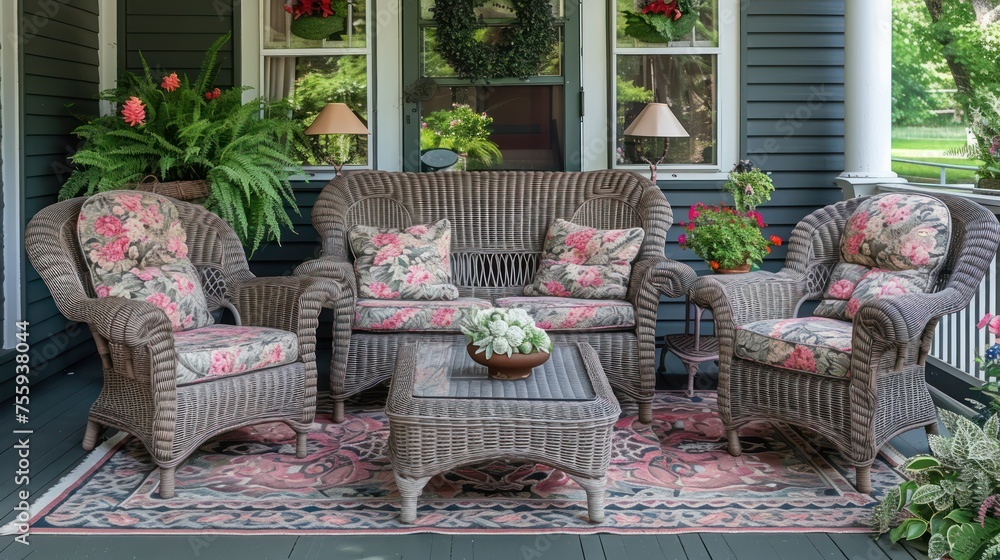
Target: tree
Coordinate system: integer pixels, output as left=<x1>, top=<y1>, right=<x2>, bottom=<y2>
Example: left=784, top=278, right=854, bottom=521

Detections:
left=893, top=0, right=954, bottom=125
left=922, top=0, right=1000, bottom=114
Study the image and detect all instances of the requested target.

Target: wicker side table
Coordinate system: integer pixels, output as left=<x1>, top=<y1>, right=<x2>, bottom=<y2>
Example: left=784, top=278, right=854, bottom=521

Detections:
left=657, top=300, right=719, bottom=396
left=386, top=341, right=621, bottom=524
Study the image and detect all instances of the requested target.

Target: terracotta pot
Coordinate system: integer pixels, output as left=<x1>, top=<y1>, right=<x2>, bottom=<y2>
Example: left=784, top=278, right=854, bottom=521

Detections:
left=466, top=344, right=550, bottom=380
left=977, top=177, right=1000, bottom=191
left=714, top=263, right=751, bottom=274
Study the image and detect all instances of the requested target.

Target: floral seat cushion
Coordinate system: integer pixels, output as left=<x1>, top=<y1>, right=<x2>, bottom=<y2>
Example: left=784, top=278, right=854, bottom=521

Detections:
left=495, top=296, right=635, bottom=331
left=814, top=193, right=951, bottom=321
left=77, top=192, right=213, bottom=332
left=349, top=219, right=459, bottom=301
left=735, top=317, right=853, bottom=378
left=174, top=324, right=299, bottom=384
left=353, top=298, right=493, bottom=332
left=523, top=219, right=644, bottom=300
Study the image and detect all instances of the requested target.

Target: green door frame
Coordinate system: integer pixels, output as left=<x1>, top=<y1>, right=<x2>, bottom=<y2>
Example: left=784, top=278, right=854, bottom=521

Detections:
left=401, top=1, right=582, bottom=172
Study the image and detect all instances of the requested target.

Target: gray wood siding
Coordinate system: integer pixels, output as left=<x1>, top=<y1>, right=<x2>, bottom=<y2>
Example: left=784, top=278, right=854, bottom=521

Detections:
left=119, top=0, right=236, bottom=88
left=18, top=0, right=102, bottom=387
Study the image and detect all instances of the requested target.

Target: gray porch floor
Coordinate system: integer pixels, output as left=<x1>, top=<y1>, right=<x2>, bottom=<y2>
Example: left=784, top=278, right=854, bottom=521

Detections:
left=0, top=353, right=930, bottom=560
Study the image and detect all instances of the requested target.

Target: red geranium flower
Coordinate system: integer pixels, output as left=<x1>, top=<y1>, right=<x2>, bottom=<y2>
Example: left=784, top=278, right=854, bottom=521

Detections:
left=769, top=235, right=782, bottom=246
left=285, top=0, right=334, bottom=19
left=642, top=0, right=683, bottom=20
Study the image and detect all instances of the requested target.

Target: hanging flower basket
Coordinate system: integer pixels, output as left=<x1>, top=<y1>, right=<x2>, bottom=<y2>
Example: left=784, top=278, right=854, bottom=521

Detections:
left=128, top=175, right=210, bottom=202
left=622, top=0, right=701, bottom=44
left=290, top=14, right=345, bottom=40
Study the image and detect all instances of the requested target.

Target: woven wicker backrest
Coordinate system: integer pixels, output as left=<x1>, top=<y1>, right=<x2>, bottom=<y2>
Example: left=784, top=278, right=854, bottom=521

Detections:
left=783, top=194, right=998, bottom=304
left=313, top=171, right=672, bottom=297
left=26, top=193, right=253, bottom=317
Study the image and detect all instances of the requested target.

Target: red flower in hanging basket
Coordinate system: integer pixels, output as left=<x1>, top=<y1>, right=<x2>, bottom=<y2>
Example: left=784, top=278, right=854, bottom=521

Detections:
left=284, top=0, right=334, bottom=19
left=641, top=0, right=683, bottom=20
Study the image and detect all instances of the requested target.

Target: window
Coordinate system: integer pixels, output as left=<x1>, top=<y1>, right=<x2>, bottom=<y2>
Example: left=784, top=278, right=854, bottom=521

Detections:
left=611, top=0, right=737, bottom=174
left=260, top=0, right=373, bottom=170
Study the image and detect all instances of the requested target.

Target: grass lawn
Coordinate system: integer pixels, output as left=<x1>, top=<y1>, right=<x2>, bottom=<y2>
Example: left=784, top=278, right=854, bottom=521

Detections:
left=891, top=136, right=980, bottom=184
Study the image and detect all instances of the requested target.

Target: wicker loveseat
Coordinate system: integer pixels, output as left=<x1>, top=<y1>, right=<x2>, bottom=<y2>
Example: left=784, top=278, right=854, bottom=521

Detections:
left=295, top=170, right=697, bottom=423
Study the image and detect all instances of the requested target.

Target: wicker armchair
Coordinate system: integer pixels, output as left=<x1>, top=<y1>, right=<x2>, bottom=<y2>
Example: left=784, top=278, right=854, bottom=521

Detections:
left=26, top=192, right=336, bottom=498
left=690, top=193, right=1000, bottom=492
left=295, top=170, right=697, bottom=423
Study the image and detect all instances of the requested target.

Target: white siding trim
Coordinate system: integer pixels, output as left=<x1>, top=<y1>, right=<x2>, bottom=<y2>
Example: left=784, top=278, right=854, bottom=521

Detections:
left=1, top=1, right=21, bottom=349
left=98, top=0, right=117, bottom=115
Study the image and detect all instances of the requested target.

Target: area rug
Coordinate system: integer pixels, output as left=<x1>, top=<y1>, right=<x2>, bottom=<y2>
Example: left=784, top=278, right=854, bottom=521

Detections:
left=20, top=392, right=903, bottom=535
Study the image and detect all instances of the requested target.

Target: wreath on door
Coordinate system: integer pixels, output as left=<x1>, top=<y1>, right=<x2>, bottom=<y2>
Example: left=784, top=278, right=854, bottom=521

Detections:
left=431, top=0, right=557, bottom=82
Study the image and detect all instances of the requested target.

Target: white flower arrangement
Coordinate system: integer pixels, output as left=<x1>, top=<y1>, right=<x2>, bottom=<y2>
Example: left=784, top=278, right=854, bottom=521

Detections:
left=461, top=307, right=552, bottom=359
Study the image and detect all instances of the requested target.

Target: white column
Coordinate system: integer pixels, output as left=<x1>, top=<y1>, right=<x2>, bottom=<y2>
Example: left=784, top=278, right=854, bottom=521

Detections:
left=836, top=0, right=905, bottom=198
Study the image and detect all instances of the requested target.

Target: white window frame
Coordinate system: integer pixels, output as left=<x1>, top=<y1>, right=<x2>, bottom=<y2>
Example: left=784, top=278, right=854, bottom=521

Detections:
left=595, top=0, right=739, bottom=179
left=240, top=0, right=403, bottom=179
left=1, top=0, right=21, bottom=349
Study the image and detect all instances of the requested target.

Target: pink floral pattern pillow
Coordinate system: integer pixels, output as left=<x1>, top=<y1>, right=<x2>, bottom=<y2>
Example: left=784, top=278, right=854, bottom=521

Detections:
left=77, top=192, right=213, bottom=332
left=348, top=219, right=459, bottom=301
left=523, top=219, right=644, bottom=299
left=814, top=193, right=951, bottom=321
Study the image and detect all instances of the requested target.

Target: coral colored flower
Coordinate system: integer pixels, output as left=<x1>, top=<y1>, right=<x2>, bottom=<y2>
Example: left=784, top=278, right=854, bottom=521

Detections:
left=989, top=315, right=1000, bottom=337
left=212, top=87, right=221, bottom=98
left=710, top=261, right=719, bottom=270
left=769, top=235, right=782, bottom=246
left=160, top=72, right=180, bottom=92
left=121, top=97, right=146, bottom=126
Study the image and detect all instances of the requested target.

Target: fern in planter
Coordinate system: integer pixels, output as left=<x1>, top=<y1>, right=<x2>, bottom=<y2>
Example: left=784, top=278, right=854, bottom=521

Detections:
left=59, top=32, right=302, bottom=254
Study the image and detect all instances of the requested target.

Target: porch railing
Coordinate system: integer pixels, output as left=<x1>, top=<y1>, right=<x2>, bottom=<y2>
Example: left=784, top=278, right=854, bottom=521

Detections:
left=890, top=157, right=977, bottom=186
left=929, top=254, right=998, bottom=382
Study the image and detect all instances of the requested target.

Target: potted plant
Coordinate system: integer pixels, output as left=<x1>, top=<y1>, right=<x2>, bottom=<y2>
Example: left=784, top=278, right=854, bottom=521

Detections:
left=621, top=0, right=702, bottom=44
left=870, top=313, right=1000, bottom=560
left=420, top=104, right=503, bottom=170
left=677, top=161, right=781, bottom=273
left=59, top=33, right=302, bottom=254
left=461, top=308, right=552, bottom=380
left=286, top=0, right=348, bottom=41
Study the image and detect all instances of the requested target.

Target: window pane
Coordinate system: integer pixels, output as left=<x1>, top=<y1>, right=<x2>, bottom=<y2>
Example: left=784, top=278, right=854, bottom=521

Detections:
left=265, top=56, right=369, bottom=165
left=420, top=28, right=563, bottom=78
left=420, top=86, right=565, bottom=171
left=616, top=54, right=716, bottom=166
left=615, top=0, right=718, bottom=48
left=265, top=0, right=367, bottom=49
left=419, top=0, right=564, bottom=20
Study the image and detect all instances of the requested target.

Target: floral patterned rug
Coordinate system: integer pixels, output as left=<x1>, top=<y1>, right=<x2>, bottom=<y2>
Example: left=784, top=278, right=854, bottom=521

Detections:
left=22, top=392, right=904, bottom=535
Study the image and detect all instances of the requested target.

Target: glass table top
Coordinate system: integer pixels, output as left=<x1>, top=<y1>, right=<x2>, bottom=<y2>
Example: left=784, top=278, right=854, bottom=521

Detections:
left=410, top=342, right=596, bottom=401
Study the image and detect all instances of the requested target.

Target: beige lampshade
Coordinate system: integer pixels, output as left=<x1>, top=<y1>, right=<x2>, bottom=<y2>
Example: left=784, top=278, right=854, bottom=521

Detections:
left=623, top=103, right=689, bottom=138
left=304, top=103, right=370, bottom=135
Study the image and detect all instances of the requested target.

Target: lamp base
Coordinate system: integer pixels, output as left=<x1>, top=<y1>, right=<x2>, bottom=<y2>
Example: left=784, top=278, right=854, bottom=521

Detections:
left=639, top=138, right=670, bottom=183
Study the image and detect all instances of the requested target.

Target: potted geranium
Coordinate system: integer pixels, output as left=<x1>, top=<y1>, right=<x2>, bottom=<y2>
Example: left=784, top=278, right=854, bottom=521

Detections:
left=621, top=0, right=702, bottom=44
left=420, top=104, right=502, bottom=170
left=461, top=308, right=552, bottom=380
left=285, top=0, right=349, bottom=41
left=677, top=161, right=781, bottom=273
left=59, top=33, right=301, bottom=254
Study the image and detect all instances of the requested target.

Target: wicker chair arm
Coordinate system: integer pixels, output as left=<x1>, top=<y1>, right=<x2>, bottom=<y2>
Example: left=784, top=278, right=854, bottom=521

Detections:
left=230, top=276, right=339, bottom=335
left=689, top=272, right=808, bottom=327
left=81, top=297, right=176, bottom=349
left=294, top=257, right=356, bottom=297
left=853, top=287, right=965, bottom=345
left=628, top=256, right=698, bottom=303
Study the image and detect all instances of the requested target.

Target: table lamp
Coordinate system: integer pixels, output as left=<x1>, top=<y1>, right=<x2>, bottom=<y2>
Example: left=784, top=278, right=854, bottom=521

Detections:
left=304, top=103, right=370, bottom=177
left=623, top=102, right=689, bottom=182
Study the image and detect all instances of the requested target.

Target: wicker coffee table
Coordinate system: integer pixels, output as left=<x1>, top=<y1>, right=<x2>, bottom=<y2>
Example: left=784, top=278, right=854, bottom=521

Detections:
left=386, top=340, right=621, bottom=524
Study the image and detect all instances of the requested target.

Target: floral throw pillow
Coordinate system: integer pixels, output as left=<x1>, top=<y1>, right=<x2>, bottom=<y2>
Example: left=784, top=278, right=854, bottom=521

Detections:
left=523, top=219, right=644, bottom=300
left=78, top=192, right=214, bottom=332
left=814, top=193, right=951, bottom=321
left=348, top=219, right=459, bottom=301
